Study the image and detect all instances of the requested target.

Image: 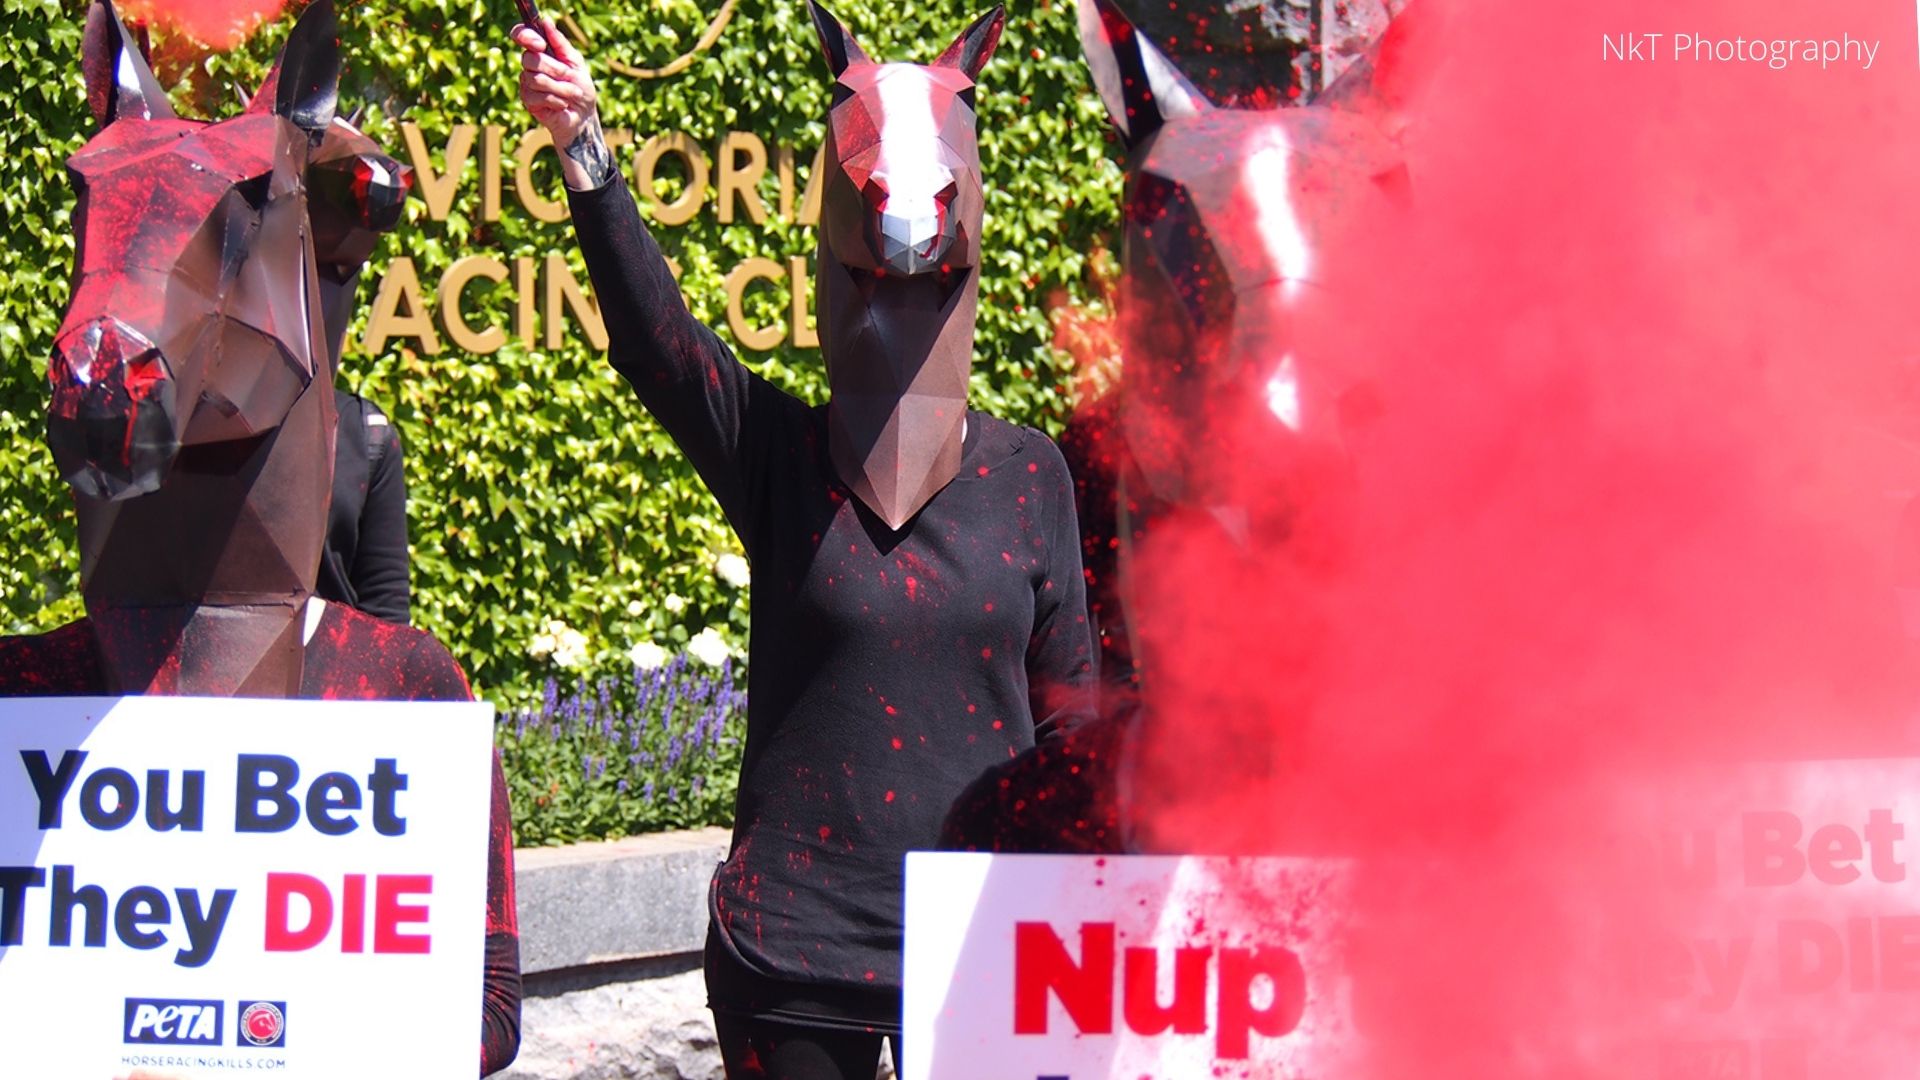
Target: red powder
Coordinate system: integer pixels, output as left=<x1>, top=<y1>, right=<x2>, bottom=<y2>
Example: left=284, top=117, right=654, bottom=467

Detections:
left=121, top=0, right=284, bottom=48
left=1106, top=1, right=1920, bottom=1074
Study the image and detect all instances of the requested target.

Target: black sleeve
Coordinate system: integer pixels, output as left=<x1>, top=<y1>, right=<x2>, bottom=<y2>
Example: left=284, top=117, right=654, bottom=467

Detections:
left=1027, top=434, right=1100, bottom=742
left=567, top=176, right=778, bottom=538
left=479, top=751, right=522, bottom=1076
left=350, top=414, right=411, bottom=624
left=401, top=637, right=520, bottom=1075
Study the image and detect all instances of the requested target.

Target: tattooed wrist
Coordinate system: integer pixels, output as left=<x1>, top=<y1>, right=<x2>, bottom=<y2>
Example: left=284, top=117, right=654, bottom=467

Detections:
left=563, top=115, right=616, bottom=190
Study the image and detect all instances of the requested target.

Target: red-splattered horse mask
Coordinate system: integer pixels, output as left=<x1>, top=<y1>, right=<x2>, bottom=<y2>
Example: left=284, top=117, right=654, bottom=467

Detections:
left=1079, top=0, right=1407, bottom=510
left=49, top=0, right=339, bottom=503
left=808, top=0, right=1004, bottom=530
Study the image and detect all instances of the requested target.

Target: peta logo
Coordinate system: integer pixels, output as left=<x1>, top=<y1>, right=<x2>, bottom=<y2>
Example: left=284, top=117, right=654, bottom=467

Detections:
left=123, top=998, right=223, bottom=1046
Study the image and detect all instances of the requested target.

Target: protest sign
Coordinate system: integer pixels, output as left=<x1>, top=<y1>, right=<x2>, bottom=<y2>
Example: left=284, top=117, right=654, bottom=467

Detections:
left=0, top=696, right=494, bottom=1079
left=1601, top=757, right=1920, bottom=1078
left=903, top=853, right=1354, bottom=1080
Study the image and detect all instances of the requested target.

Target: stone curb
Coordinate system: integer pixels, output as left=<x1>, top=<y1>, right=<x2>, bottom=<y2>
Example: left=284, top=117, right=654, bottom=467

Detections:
left=514, top=827, right=731, bottom=974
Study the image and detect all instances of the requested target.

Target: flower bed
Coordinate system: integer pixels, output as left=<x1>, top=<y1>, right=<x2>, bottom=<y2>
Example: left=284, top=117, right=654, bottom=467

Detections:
left=497, top=652, right=746, bottom=846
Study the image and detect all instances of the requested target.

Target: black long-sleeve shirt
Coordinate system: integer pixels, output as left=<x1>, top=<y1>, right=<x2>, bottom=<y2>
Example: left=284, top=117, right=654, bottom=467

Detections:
left=570, top=177, right=1097, bottom=1024
left=319, top=388, right=410, bottom=624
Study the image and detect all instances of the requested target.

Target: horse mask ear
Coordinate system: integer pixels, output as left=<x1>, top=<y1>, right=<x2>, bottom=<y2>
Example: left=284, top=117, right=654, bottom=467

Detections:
left=82, top=0, right=176, bottom=129
left=807, top=0, right=871, bottom=77
left=934, top=5, right=1005, bottom=81
left=1074, top=0, right=1207, bottom=146
left=246, top=0, right=341, bottom=134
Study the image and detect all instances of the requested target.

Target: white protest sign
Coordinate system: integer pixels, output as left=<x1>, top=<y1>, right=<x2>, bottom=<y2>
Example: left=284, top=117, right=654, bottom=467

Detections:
left=1601, top=757, right=1920, bottom=1078
left=903, top=853, right=1354, bottom=1080
left=0, top=696, right=494, bottom=1079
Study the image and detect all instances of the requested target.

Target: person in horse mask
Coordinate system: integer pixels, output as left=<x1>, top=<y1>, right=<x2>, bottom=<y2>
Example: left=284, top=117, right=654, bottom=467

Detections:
left=513, top=4, right=1096, bottom=1075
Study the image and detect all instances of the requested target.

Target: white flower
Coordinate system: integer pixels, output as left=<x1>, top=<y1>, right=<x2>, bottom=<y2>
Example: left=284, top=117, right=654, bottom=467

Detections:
left=714, top=553, right=751, bottom=589
left=626, top=599, right=645, bottom=618
left=687, top=627, right=732, bottom=667
left=628, top=640, right=669, bottom=669
left=663, top=593, right=687, bottom=614
left=536, top=620, right=588, bottom=669
left=529, top=617, right=565, bottom=659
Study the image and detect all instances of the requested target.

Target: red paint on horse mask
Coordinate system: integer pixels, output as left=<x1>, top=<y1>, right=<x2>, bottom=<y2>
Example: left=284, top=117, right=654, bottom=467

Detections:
left=808, top=0, right=1003, bottom=530
left=51, top=0, right=338, bottom=503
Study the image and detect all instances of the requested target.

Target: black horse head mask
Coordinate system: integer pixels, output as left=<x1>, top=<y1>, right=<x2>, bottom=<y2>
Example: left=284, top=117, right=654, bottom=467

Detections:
left=809, top=0, right=1004, bottom=530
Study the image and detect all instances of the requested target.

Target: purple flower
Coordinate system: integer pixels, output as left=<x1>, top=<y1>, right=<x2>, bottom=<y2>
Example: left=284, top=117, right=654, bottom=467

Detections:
left=691, top=775, right=705, bottom=797
left=666, top=785, right=679, bottom=803
left=642, top=780, right=655, bottom=802
left=617, top=778, right=629, bottom=794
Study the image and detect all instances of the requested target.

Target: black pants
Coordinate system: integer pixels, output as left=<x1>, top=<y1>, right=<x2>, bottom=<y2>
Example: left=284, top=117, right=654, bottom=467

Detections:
left=712, top=1012, right=903, bottom=1080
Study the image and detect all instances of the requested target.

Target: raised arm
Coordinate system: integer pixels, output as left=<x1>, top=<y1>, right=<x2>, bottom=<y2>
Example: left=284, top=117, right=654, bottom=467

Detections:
left=513, top=18, right=773, bottom=532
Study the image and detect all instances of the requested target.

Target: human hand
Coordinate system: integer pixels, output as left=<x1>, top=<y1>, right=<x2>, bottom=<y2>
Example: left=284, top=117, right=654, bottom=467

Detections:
left=513, top=18, right=615, bottom=190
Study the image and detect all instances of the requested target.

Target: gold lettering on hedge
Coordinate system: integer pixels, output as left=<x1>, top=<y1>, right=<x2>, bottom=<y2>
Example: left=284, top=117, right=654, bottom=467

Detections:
left=724, top=257, right=786, bottom=351
left=440, top=256, right=510, bottom=354
left=775, top=145, right=795, bottom=223
left=718, top=132, right=768, bottom=225
left=481, top=125, right=504, bottom=223
left=404, top=122, right=475, bottom=222
left=514, top=129, right=570, bottom=225
left=363, top=256, right=442, bottom=355
left=545, top=254, right=607, bottom=350
left=515, top=256, right=537, bottom=348
left=789, top=256, right=817, bottom=349
left=635, top=132, right=709, bottom=226
left=799, top=143, right=826, bottom=227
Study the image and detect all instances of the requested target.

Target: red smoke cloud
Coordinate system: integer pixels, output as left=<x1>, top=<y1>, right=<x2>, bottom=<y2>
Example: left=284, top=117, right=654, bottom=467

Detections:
left=121, top=0, right=285, bottom=49
left=1110, top=0, right=1920, bottom=1073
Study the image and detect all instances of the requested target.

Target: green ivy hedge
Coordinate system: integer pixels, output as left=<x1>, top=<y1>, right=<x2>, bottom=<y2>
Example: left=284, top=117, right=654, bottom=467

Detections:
left=0, top=0, right=1120, bottom=701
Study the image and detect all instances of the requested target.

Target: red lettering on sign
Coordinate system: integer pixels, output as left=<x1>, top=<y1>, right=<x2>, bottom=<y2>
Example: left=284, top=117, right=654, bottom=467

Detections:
left=262, top=872, right=433, bottom=953
left=1014, top=922, right=1114, bottom=1034
left=1012, top=922, right=1308, bottom=1059
left=263, top=873, right=331, bottom=951
left=374, top=874, right=433, bottom=954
